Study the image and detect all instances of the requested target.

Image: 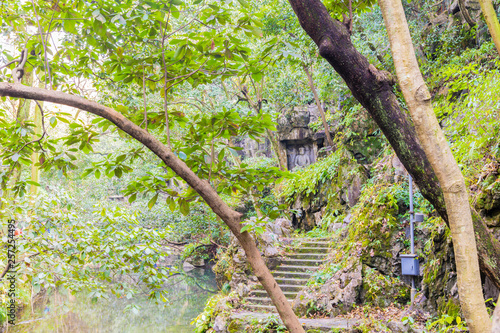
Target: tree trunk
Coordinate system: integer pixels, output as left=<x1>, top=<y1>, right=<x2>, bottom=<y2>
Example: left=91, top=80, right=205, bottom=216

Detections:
left=303, top=64, right=334, bottom=147
left=288, top=0, right=500, bottom=290
left=228, top=138, right=264, bottom=218
left=30, top=82, right=43, bottom=198
left=5, top=71, right=33, bottom=196
left=458, top=0, right=476, bottom=27
left=267, top=129, right=287, bottom=171
left=493, top=294, right=500, bottom=332
left=478, top=0, right=500, bottom=56
left=378, top=0, right=490, bottom=330
left=0, top=83, right=306, bottom=333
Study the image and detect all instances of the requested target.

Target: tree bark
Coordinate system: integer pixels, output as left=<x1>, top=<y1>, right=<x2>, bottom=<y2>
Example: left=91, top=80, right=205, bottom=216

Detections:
left=303, top=64, right=334, bottom=147
left=267, top=128, right=287, bottom=170
left=4, top=71, right=33, bottom=196
left=0, top=82, right=305, bottom=333
left=458, top=0, right=476, bottom=27
left=378, top=0, right=490, bottom=329
left=478, top=0, right=500, bottom=57
left=287, top=0, right=500, bottom=289
left=30, top=82, right=43, bottom=198
left=493, top=294, right=500, bottom=332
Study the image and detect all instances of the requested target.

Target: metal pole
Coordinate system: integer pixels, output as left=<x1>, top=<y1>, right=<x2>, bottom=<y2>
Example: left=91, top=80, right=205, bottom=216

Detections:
left=409, top=174, right=414, bottom=254
left=409, top=174, right=416, bottom=302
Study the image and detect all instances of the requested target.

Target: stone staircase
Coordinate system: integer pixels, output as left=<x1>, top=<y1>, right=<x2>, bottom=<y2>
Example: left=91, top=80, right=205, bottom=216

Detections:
left=241, top=238, right=330, bottom=312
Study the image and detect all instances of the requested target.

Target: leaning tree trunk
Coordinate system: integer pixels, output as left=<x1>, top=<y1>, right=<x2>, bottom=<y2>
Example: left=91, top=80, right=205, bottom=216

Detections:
left=378, top=0, right=490, bottom=330
left=0, top=83, right=306, bottom=333
left=287, top=0, right=500, bottom=290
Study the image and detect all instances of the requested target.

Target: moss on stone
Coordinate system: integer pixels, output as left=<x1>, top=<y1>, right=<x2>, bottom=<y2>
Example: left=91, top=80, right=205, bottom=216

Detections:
left=437, top=297, right=461, bottom=318
left=227, top=319, right=244, bottom=333
left=361, top=266, right=410, bottom=306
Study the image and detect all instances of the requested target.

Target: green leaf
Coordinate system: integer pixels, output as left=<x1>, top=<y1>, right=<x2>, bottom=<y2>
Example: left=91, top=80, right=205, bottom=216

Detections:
left=25, top=180, right=40, bottom=187
left=116, top=154, right=127, bottom=163
left=252, top=72, right=263, bottom=82
left=168, top=197, right=176, bottom=212
left=148, top=193, right=158, bottom=209
left=179, top=199, right=190, bottom=216
left=173, top=44, right=186, bottom=60
left=237, top=0, right=249, bottom=7
left=128, top=193, right=137, bottom=203
left=63, top=18, right=77, bottom=34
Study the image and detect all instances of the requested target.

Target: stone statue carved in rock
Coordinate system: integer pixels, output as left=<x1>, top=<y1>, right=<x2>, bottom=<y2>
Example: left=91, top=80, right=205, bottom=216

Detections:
left=287, top=145, right=314, bottom=170
left=294, top=147, right=311, bottom=168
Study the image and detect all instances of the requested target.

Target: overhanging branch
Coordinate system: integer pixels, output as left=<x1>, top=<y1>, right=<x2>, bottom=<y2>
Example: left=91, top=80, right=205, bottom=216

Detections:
left=0, top=82, right=240, bottom=227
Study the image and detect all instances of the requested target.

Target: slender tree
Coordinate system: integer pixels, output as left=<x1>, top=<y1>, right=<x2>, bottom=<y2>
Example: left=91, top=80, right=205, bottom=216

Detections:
left=478, top=0, right=500, bottom=56
left=378, top=0, right=490, bottom=330
left=302, top=64, right=334, bottom=147
left=30, top=81, right=43, bottom=198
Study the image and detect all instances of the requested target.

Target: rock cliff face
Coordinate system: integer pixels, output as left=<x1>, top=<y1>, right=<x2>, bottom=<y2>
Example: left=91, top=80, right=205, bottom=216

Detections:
left=279, top=105, right=384, bottom=230
left=276, top=104, right=325, bottom=171
left=475, top=164, right=500, bottom=234
left=289, top=177, right=465, bottom=319
left=232, top=137, right=272, bottom=160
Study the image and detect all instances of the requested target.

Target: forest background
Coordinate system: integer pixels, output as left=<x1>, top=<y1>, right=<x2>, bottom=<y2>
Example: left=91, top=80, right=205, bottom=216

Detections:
left=1, top=0, right=500, bottom=331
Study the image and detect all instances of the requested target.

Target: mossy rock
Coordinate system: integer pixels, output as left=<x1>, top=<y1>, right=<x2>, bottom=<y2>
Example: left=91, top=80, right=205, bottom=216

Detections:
left=361, top=266, right=410, bottom=306
left=437, top=297, right=461, bottom=318
left=227, top=319, right=244, bottom=333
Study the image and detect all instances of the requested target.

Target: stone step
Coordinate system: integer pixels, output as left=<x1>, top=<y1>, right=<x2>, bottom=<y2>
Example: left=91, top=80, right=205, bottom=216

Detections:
left=287, top=253, right=328, bottom=260
left=281, top=258, right=325, bottom=266
left=295, top=237, right=330, bottom=242
left=231, top=312, right=359, bottom=331
left=256, top=284, right=303, bottom=292
left=245, top=297, right=293, bottom=306
left=251, top=290, right=297, bottom=299
left=295, top=246, right=329, bottom=254
left=277, top=284, right=303, bottom=292
left=240, top=304, right=277, bottom=313
left=273, top=270, right=312, bottom=279
left=241, top=238, right=330, bottom=314
left=299, top=241, right=330, bottom=248
left=274, top=277, right=310, bottom=285
left=278, top=265, right=320, bottom=273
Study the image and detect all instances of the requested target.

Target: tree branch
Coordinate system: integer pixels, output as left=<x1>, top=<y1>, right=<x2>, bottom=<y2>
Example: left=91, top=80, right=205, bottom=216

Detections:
left=0, top=82, right=307, bottom=332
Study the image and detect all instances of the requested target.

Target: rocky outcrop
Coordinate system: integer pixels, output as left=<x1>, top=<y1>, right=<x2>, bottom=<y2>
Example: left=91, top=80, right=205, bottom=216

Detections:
left=289, top=155, right=368, bottom=231
left=277, top=104, right=339, bottom=171
left=281, top=106, right=384, bottom=230
left=293, top=257, right=362, bottom=316
left=232, top=137, right=272, bottom=160
left=292, top=255, right=410, bottom=317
